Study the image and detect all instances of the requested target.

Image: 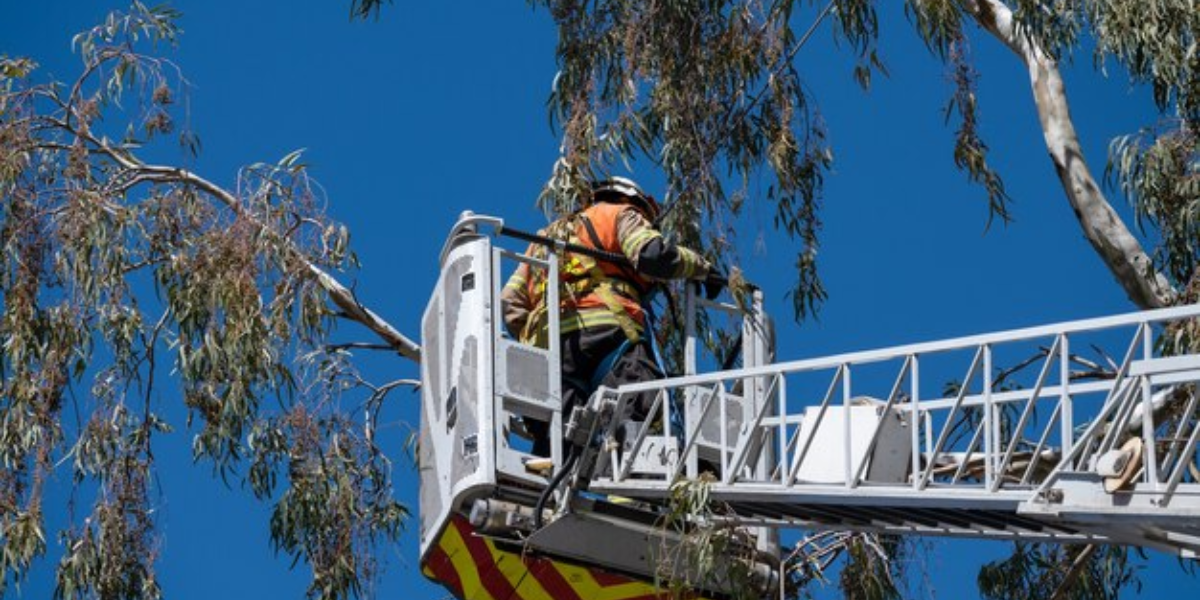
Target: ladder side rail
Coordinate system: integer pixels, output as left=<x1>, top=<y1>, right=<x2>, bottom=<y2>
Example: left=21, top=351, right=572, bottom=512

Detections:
left=851, top=356, right=913, bottom=488
left=611, top=304, right=1200, bottom=396
left=917, top=380, right=1113, bottom=485
left=1131, top=356, right=1200, bottom=375
left=1018, top=343, right=1078, bottom=487
left=918, top=346, right=985, bottom=490
left=993, top=336, right=1062, bottom=492
left=786, top=365, right=845, bottom=486
left=701, top=514, right=1104, bottom=545
left=901, top=380, right=1113, bottom=412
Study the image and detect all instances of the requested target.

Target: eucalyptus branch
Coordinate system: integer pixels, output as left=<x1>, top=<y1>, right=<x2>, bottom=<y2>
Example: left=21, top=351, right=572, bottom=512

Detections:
left=324, top=342, right=395, bottom=352
left=51, top=117, right=420, bottom=362
left=722, top=0, right=835, bottom=133
left=64, top=47, right=120, bottom=128
left=137, top=309, right=171, bottom=454
left=1047, top=544, right=1097, bottom=600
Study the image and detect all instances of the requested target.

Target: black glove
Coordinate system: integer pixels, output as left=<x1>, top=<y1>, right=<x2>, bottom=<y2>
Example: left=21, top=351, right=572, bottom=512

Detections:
left=702, top=269, right=726, bottom=300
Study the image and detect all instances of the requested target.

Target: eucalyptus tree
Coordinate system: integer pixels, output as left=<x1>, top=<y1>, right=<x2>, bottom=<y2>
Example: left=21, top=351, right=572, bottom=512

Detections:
left=1, top=5, right=416, bottom=599
left=3, top=1, right=1198, bottom=600
left=523, top=1, right=1196, bottom=598
left=486, top=0, right=1199, bottom=598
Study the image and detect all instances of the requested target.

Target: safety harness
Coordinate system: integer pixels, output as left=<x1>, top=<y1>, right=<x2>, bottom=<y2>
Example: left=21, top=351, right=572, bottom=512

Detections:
left=517, top=209, right=651, bottom=347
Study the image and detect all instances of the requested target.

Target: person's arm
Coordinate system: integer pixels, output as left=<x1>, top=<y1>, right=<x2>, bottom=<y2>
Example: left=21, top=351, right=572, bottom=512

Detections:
left=615, top=208, right=710, bottom=280
left=501, top=260, right=533, bottom=336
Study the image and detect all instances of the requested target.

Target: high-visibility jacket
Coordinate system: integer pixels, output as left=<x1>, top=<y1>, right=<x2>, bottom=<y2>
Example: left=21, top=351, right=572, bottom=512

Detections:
left=501, top=202, right=710, bottom=345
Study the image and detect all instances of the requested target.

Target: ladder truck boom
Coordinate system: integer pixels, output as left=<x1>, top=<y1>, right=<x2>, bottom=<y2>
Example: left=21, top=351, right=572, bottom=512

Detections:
left=418, top=212, right=1200, bottom=600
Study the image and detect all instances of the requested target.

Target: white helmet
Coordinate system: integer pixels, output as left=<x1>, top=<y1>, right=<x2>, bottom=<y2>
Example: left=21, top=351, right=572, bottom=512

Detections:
left=590, top=177, right=661, bottom=221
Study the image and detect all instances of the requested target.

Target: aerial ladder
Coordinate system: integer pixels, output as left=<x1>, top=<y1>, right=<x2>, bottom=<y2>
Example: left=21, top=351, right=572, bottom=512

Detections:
left=418, top=212, right=1200, bottom=600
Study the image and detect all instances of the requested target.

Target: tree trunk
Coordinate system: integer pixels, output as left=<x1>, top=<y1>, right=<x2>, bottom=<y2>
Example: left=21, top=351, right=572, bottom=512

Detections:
left=958, top=0, right=1178, bottom=309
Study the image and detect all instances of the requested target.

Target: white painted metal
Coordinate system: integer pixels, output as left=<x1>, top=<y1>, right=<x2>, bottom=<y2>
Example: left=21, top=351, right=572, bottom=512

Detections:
left=421, top=213, right=1200, bottom=568
left=581, top=292, right=1200, bottom=555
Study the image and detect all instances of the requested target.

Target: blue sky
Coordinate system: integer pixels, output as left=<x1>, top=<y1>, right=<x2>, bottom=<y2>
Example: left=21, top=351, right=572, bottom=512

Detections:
left=3, top=1, right=1198, bottom=598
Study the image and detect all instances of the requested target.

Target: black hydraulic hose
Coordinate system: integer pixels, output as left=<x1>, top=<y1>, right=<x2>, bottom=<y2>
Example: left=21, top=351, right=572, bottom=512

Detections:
left=501, top=225, right=635, bottom=269
left=498, top=225, right=730, bottom=287
left=533, top=447, right=579, bottom=530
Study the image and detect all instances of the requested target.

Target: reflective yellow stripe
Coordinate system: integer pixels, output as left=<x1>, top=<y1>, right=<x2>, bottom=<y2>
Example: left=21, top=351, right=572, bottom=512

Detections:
left=426, top=516, right=721, bottom=600
left=550, top=560, right=666, bottom=600
left=440, top=519, right=494, bottom=600
left=493, top=549, right=549, bottom=600
left=557, top=309, right=624, bottom=335
left=676, top=246, right=708, bottom=279
left=590, top=282, right=642, bottom=343
left=621, top=227, right=660, bottom=258
left=505, top=272, right=528, bottom=290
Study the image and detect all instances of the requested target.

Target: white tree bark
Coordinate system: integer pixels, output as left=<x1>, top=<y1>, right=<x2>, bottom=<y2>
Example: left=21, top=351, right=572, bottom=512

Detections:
left=957, top=0, right=1178, bottom=309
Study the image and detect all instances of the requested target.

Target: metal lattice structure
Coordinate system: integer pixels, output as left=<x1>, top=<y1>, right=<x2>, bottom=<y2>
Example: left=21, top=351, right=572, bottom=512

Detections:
left=584, top=297, right=1200, bottom=556
left=419, top=213, right=1200, bottom=600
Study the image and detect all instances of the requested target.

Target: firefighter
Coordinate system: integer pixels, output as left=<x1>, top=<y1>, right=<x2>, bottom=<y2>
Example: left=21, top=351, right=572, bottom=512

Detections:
left=501, top=177, right=723, bottom=457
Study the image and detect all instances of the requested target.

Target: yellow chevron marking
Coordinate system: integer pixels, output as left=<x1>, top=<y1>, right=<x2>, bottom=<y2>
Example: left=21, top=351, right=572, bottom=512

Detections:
left=439, top=522, right=495, bottom=600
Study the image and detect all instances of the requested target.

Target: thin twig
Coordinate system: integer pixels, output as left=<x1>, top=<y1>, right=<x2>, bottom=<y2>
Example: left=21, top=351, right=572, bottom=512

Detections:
left=1048, top=544, right=1097, bottom=600
left=325, top=342, right=396, bottom=352
left=46, top=114, right=421, bottom=362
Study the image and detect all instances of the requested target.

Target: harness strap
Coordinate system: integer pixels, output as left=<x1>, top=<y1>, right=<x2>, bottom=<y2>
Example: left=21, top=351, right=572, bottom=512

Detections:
left=590, top=339, right=632, bottom=390
left=587, top=276, right=643, bottom=343
left=579, top=214, right=648, bottom=295
left=517, top=213, right=647, bottom=345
